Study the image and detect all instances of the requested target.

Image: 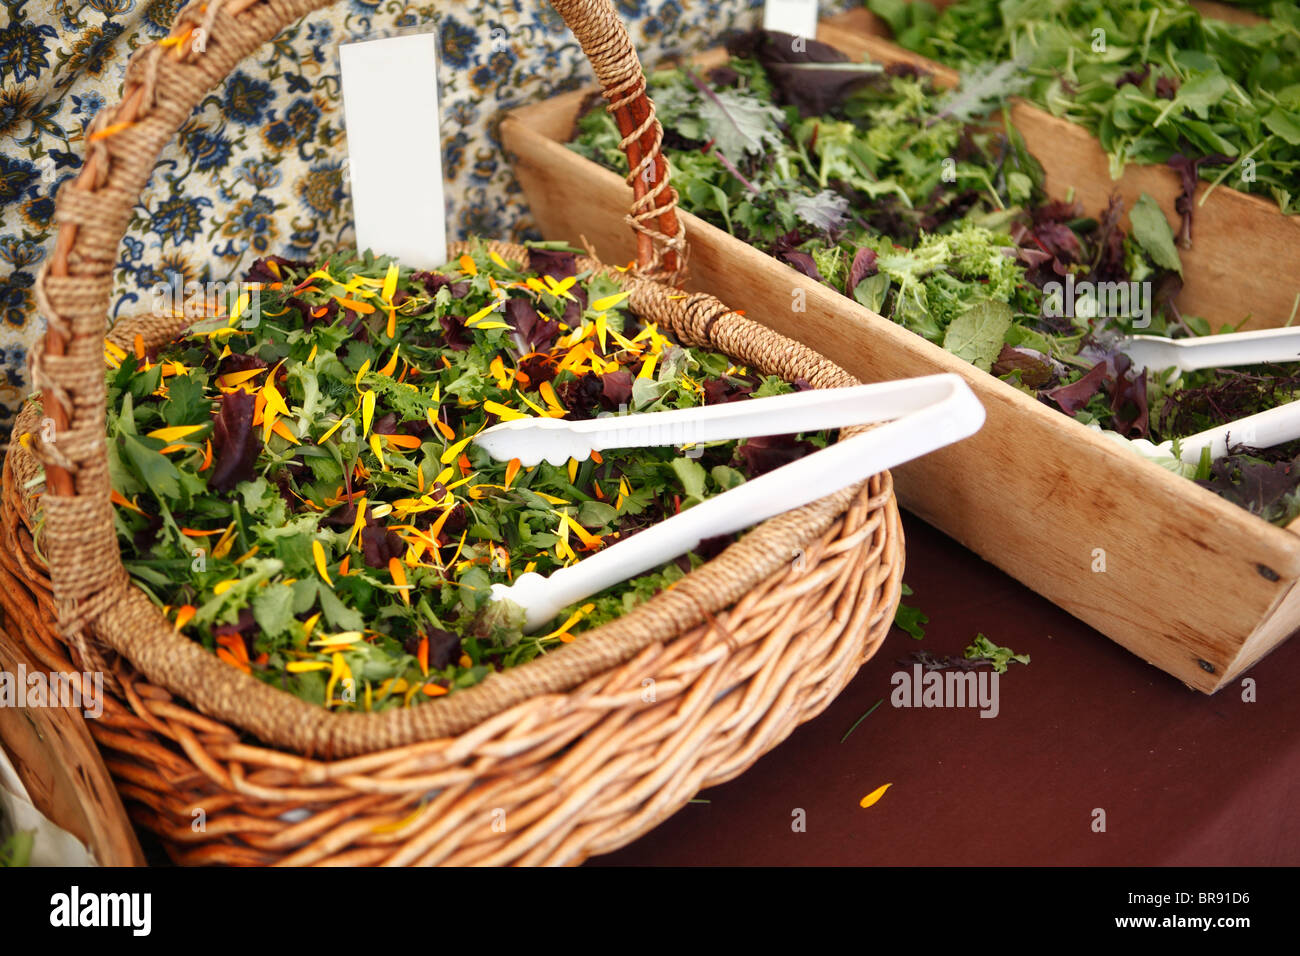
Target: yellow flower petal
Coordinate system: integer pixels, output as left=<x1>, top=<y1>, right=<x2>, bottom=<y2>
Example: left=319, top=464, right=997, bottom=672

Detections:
left=325, top=652, right=350, bottom=706
left=215, top=368, right=266, bottom=389
left=529, top=490, right=570, bottom=505
left=381, top=261, right=399, bottom=302
left=302, top=612, right=322, bottom=639
left=211, top=522, right=237, bottom=560
left=543, top=274, right=578, bottom=301
left=483, top=400, right=528, bottom=421
left=560, top=511, right=602, bottom=550
left=226, top=291, right=251, bottom=327
left=317, top=417, right=347, bottom=444
left=590, top=290, right=631, bottom=311
left=146, top=423, right=206, bottom=443
left=439, top=432, right=474, bottom=465
left=542, top=602, right=596, bottom=641
left=515, top=390, right=549, bottom=417
left=464, top=299, right=499, bottom=327
left=311, top=631, right=365, bottom=647
left=361, top=389, right=376, bottom=437
left=313, top=539, right=333, bottom=587
left=287, top=661, right=332, bottom=674
left=262, top=379, right=290, bottom=418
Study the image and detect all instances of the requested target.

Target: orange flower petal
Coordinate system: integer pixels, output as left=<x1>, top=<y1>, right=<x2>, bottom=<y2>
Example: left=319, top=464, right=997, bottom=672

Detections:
left=859, top=783, right=892, bottom=809
left=389, top=557, right=410, bottom=605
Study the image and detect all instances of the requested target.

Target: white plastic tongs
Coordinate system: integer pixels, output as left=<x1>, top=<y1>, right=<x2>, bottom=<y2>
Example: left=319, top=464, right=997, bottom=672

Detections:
left=1106, top=396, right=1300, bottom=467
left=1105, top=327, right=1300, bottom=467
left=1119, top=326, right=1300, bottom=373
left=472, top=374, right=985, bottom=630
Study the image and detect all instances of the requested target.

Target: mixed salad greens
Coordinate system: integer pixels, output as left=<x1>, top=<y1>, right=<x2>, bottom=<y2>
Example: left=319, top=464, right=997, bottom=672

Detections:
left=570, top=30, right=1300, bottom=525
left=867, top=0, right=1300, bottom=218
left=81, top=244, right=825, bottom=710
left=0, top=829, right=33, bottom=868
left=0, top=808, right=33, bottom=868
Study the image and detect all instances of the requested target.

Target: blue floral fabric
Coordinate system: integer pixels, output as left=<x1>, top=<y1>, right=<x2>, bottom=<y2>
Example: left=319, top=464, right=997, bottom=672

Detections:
left=0, top=0, right=854, bottom=444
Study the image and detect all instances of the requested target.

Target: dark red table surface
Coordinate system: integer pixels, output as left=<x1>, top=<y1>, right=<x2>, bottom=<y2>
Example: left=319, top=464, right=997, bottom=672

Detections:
left=589, top=512, right=1300, bottom=866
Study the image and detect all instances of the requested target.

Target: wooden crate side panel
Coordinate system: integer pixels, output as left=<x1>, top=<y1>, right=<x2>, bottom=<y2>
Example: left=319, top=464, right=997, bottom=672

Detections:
left=1225, top=577, right=1300, bottom=689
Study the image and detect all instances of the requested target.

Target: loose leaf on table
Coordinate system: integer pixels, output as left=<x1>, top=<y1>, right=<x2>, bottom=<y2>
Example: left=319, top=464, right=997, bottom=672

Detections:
left=963, top=634, right=1030, bottom=674
left=894, top=600, right=928, bottom=640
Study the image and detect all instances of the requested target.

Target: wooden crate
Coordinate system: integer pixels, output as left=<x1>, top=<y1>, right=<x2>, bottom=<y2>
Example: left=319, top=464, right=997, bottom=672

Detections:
left=500, top=17, right=1300, bottom=694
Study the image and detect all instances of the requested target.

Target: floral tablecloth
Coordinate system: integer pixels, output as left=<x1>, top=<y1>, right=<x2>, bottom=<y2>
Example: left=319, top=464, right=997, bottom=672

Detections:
left=0, top=0, right=855, bottom=445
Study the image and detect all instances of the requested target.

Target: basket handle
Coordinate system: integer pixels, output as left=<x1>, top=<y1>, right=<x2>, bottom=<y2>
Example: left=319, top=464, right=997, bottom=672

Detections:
left=30, top=0, right=683, bottom=630
left=550, top=0, right=686, bottom=282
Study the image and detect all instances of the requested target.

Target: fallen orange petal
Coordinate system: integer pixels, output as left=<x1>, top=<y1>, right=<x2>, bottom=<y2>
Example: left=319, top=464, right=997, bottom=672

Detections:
left=859, top=783, right=892, bottom=809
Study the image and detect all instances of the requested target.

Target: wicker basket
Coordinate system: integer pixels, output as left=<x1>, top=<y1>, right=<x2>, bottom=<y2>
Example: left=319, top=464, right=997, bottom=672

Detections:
left=0, top=0, right=903, bottom=865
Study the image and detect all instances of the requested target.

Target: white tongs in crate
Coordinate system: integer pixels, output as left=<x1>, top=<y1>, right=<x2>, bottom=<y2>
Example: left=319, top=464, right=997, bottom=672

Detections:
left=1119, top=326, right=1300, bottom=373
left=1104, top=327, right=1300, bottom=468
left=1105, top=396, right=1300, bottom=468
left=472, top=374, right=985, bottom=631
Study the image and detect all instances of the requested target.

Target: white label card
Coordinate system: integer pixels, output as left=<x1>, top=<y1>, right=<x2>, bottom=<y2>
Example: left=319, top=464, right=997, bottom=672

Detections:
left=762, top=0, right=819, bottom=40
left=338, top=32, right=447, bottom=269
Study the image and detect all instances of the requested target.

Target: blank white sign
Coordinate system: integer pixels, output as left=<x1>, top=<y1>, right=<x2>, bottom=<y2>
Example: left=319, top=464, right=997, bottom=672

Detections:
left=762, top=0, right=819, bottom=39
left=339, top=32, right=447, bottom=268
